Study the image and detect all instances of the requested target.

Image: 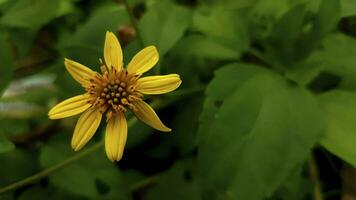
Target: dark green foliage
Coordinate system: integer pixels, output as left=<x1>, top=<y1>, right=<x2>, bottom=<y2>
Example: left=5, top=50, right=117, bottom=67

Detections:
left=199, top=64, right=323, bottom=200
left=1, top=0, right=356, bottom=199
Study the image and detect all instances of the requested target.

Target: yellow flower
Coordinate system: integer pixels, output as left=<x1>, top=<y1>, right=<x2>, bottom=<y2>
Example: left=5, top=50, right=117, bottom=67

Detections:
left=48, top=31, right=182, bottom=162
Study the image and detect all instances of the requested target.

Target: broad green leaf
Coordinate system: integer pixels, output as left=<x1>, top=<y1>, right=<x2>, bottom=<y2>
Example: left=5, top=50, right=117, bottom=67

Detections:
left=198, top=0, right=256, bottom=8
left=286, top=60, right=323, bottom=86
left=6, top=27, right=38, bottom=57
left=308, top=0, right=356, bottom=17
left=198, top=64, right=323, bottom=200
left=0, top=32, right=13, bottom=96
left=250, top=0, right=309, bottom=18
left=203, top=0, right=308, bottom=17
left=173, top=35, right=241, bottom=60
left=341, top=0, right=356, bottom=17
left=59, top=3, right=129, bottom=65
left=260, top=0, right=340, bottom=68
left=61, top=4, right=129, bottom=51
left=310, top=34, right=356, bottom=90
left=315, top=0, right=340, bottom=34
left=121, top=169, right=145, bottom=188
left=139, top=0, right=192, bottom=57
left=0, top=0, right=8, bottom=5
left=163, top=38, right=214, bottom=87
left=0, top=118, right=30, bottom=136
left=319, top=90, right=356, bottom=166
left=0, top=0, right=74, bottom=29
left=193, top=6, right=248, bottom=56
left=145, top=159, right=201, bottom=200
left=214, top=0, right=339, bottom=19
left=0, top=132, right=14, bottom=153
left=272, top=168, right=313, bottom=200
left=40, top=134, right=131, bottom=200
left=0, top=149, right=38, bottom=186
left=263, top=4, right=306, bottom=68
left=296, top=0, right=340, bottom=60
left=0, top=0, right=15, bottom=13
left=18, top=186, right=81, bottom=200
left=172, top=95, right=204, bottom=156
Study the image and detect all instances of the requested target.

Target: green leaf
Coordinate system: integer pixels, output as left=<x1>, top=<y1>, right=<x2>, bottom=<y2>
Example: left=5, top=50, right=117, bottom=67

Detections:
left=285, top=60, right=322, bottom=86
left=0, top=118, right=30, bottom=136
left=40, top=134, right=131, bottom=200
left=121, top=169, right=145, bottom=188
left=341, top=0, right=356, bottom=17
left=0, top=132, right=14, bottom=153
left=257, top=0, right=308, bottom=16
left=263, top=4, right=306, bottom=68
left=0, top=149, right=38, bottom=186
left=318, top=90, right=356, bottom=166
left=61, top=4, right=129, bottom=52
left=310, top=34, right=356, bottom=90
left=172, top=95, right=204, bottom=155
left=0, top=0, right=74, bottom=29
left=296, top=0, right=340, bottom=61
left=315, top=0, right=340, bottom=34
left=145, top=159, right=201, bottom=200
left=193, top=6, right=248, bottom=56
left=273, top=168, right=313, bottom=200
left=173, top=35, right=242, bottom=60
left=59, top=3, right=129, bottom=65
left=0, top=0, right=9, bottom=6
left=308, top=0, right=354, bottom=17
left=0, top=32, right=13, bottom=96
left=18, top=186, right=81, bottom=200
left=260, top=0, right=340, bottom=68
left=198, top=63, right=323, bottom=200
left=139, top=0, right=192, bottom=57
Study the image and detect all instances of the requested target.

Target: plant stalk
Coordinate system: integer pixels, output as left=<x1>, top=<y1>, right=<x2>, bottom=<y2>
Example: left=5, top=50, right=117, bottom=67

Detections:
left=0, top=142, right=102, bottom=194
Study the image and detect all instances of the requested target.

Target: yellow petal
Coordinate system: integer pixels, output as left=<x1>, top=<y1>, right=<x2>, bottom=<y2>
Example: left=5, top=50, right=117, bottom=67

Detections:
left=105, top=112, right=127, bottom=162
left=132, top=100, right=171, bottom=132
left=48, top=94, right=91, bottom=119
left=127, top=46, right=159, bottom=74
left=71, top=107, right=102, bottom=151
left=136, top=74, right=182, bottom=95
left=104, top=31, right=123, bottom=71
left=64, top=58, right=96, bottom=87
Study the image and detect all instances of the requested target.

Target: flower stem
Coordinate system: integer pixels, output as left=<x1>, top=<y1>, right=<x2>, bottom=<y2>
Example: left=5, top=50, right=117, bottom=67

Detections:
left=122, top=0, right=144, bottom=48
left=309, top=155, right=324, bottom=200
left=0, top=118, right=138, bottom=194
left=0, top=91, right=190, bottom=194
left=0, top=88, right=197, bottom=194
left=0, top=142, right=103, bottom=194
left=130, top=174, right=159, bottom=191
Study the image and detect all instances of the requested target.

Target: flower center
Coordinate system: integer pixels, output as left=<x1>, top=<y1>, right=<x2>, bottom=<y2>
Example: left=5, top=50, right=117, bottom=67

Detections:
left=88, top=68, right=142, bottom=113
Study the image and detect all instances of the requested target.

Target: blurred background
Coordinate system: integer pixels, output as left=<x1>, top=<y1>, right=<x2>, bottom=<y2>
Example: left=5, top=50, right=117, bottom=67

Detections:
left=1, top=0, right=356, bottom=199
